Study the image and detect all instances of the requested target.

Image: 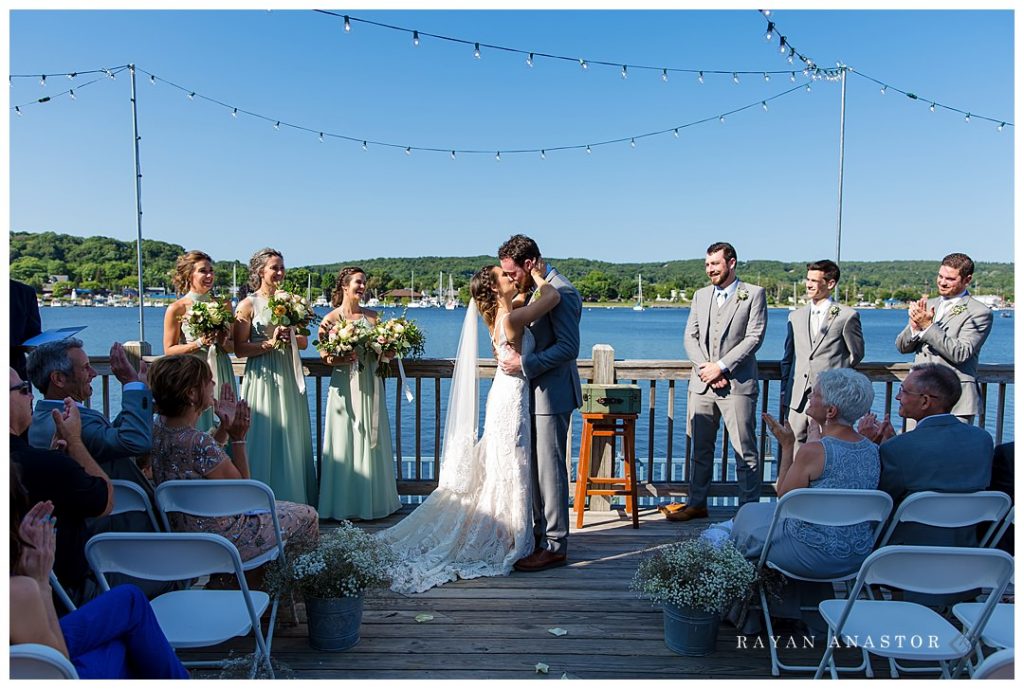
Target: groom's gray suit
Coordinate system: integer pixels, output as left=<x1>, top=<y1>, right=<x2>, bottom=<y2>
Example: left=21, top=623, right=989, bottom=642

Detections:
left=521, top=267, right=582, bottom=556
left=684, top=280, right=767, bottom=508
left=780, top=301, right=864, bottom=451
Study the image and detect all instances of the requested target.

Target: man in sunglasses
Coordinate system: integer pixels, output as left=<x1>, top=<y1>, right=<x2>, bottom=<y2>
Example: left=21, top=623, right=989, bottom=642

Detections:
left=9, top=367, right=113, bottom=605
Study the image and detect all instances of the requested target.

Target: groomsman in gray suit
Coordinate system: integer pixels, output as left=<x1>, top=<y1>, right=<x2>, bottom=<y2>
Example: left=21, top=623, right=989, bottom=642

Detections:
left=781, top=259, right=864, bottom=452
left=895, top=252, right=993, bottom=423
left=497, top=235, right=582, bottom=572
left=678, top=242, right=767, bottom=520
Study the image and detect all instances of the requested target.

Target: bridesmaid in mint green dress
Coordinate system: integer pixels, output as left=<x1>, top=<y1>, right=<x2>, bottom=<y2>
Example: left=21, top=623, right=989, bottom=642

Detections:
left=317, top=266, right=401, bottom=520
left=232, top=248, right=317, bottom=506
left=162, top=250, right=239, bottom=435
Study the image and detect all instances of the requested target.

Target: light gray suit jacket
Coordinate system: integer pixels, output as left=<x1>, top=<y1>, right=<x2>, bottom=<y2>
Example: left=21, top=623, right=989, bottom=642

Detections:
left=684, top=280, right=767, bottom=396
left=521, top=267, right=583, bottom=416
left=878, top=413, right=994, bottom=546
left=781, top=302, right=865, bottom=412
left=895, top=295, right=993, bottom=416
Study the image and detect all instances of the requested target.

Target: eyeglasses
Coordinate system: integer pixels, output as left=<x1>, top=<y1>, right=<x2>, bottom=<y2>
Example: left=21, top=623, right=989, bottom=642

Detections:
left=9, top=381, right=32, bottom=396
left=898, top=385, right=930, bottom=399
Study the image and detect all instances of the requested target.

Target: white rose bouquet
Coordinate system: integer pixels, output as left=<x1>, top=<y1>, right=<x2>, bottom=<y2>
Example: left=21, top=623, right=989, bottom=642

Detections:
left=268, top=290, right=319, bottom=349
left=314, top=318, right=373, bottom=365
left=367, top=316, right=426, bottom=378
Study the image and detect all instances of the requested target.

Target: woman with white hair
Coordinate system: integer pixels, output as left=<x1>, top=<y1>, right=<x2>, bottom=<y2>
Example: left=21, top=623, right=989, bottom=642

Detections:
left=722, top=368, right=880, bottom=633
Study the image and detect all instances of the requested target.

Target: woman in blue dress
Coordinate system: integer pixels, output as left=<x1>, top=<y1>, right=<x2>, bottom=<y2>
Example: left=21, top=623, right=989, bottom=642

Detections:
left=162, top=249, right=237, bottom=434
left=232, top=247, right=317, bottom=506
left=317, top=266, right=401, bottom=520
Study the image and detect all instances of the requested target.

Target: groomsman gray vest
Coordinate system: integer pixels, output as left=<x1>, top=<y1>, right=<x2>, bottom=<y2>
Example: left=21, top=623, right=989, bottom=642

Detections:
left=709, top=295, right=725, bottom=360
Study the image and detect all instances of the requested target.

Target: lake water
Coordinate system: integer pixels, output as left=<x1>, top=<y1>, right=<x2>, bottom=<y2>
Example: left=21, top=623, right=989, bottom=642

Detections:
left=39, top=305, right=1015, bottom=486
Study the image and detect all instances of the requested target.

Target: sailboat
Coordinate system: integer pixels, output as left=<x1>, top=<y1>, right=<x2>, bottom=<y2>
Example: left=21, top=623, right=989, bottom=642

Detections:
left=230, top=264, right=239, bottom=309
left=789, top=281, right=798, bottom=310
left=445, top=273, right=461, bottom=309
left=632, top=274, right=645, bottom=312
left=407, top=271, right=422, bottom=308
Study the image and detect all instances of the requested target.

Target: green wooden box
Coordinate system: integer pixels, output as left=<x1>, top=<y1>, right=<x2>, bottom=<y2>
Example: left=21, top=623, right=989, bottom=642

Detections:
left=580, top=384, right=641, bottom=415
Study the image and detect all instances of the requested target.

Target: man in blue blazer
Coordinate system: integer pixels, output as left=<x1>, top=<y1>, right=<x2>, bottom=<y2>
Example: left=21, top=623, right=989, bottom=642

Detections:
left=498, top=235, right=582, bottom=572
left=860, top=363, right=994, bottom=546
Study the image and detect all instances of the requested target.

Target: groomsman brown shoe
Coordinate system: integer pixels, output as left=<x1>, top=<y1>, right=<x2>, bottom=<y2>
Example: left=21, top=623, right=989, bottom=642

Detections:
left=665, top=505, right=709, bottom=522
left=513, top=549, right=568, bottom=572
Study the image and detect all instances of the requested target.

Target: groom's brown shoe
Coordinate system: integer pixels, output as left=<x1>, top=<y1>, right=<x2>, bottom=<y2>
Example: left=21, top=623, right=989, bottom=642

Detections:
left=513, top=549, right=568, bottom=572
left=665, top=505, right=709, bottom=522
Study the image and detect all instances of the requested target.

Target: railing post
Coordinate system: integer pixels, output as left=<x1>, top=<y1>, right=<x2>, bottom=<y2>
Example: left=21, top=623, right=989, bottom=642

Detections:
left=587, top=344, right=616, bottom=512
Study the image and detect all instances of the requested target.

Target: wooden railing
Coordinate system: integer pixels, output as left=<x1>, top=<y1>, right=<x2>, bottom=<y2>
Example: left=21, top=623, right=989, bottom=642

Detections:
left=84, top=351, right=1013, bottom=505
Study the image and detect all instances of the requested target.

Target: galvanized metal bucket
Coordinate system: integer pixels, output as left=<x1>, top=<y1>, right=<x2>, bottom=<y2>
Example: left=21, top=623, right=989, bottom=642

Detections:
left=306, top=595, right=364, bottom=651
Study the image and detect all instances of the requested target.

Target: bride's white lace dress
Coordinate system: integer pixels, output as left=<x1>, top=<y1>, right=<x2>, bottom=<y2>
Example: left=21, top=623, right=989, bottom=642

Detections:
left=379, top=314, right=535, bottom=594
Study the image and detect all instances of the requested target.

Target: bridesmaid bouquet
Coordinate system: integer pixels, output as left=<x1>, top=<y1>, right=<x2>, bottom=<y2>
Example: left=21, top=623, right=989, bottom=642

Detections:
left=268, top=290, right=319, bottom=349
left=314, top=318, right=373, bottom=365
left=368, top=317, right=426, bottom=378
left=181, top=298, right=235, bottom=341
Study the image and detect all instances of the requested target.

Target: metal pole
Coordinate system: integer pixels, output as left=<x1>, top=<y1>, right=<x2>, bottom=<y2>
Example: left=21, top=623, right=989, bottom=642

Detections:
left=130, top=64, right=146, bottom=341
left=835, top=66, right=848, bottom=266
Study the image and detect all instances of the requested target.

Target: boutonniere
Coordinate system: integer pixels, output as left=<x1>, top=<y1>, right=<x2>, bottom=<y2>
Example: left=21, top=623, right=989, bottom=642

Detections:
left=828, top=305, right=841, bottom=319
left=736, top=289, right=749, bottom=301
left=948, top=304, right=967, bottom=317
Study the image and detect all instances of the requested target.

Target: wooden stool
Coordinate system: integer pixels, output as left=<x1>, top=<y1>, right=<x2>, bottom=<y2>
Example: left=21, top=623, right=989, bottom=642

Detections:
left=574, top=413, right=639, bottom=529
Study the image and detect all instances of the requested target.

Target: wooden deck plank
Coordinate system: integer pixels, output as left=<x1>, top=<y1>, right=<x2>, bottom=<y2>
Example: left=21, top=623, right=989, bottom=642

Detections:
left=183, top=506, right=908, bottom=679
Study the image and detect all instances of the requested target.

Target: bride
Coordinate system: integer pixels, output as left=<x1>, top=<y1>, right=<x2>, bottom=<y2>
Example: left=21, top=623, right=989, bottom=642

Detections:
left=379, top=261, right=561, bottom=594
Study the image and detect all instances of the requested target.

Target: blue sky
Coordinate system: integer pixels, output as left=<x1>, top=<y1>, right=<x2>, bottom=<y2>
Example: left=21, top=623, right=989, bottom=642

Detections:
left=7, top=7, right=1015, bottom=266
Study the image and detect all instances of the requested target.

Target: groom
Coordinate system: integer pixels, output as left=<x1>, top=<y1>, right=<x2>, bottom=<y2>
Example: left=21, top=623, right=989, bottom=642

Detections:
left=497, top=234, right=582, bottom=572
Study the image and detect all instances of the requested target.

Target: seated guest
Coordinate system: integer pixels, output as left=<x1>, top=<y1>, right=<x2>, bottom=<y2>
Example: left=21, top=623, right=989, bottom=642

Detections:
left=859, top=363, right=994, bottom=547
left=9, top=367, right=112, bottom=604
left=9, top=278, right=41, bottom=382
left=27, top=339, right=154, bottom=495
left=147, top=355, right=319, bottom=561
left=723, top=369, right=878, bottom=633
left=987, top=442, right=1013, bottom=554
left=9, top=465, right=188, bottom=680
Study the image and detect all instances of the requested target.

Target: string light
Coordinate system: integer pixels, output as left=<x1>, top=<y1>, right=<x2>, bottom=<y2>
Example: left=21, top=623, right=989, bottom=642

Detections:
left=274, top=121, right=280, bottom=129
left=698, top=71, right=704, bottom=84
left=149, top=74, right=156, bottom=84
left=764, top=72, right=770, bottom=81
left=319, top=132, right=324, bottom=142
left=790, top=71, right=796, bottom=82
left=473, top=42, right=480, bottom=59
left=930, top=103, right=936, bottom=112
left=621, top=65, right=628, bottom=79
left=405, top=146, right=412, bottom=155
left=68, top=89, right=75, bottom=100
left=765, top=22, right=774, bottom=41
left=732, top=72, right=739, bottom=84
left=526, top=53, right=533, bottom=67
left=719, top=115, right=725, bottom=123
left=673, top=128, right=679, bottom=137
left=965, top=113, right=971, bottom=123
left=788, top=48, right=796, bottom=63
left=412, top=30, right=419, bottom=46
left=495, top=151, right=501, bottom=161
left=661, top=68, right=668, bottom=82
left=586, top=145, right=592, bottom=154
left=363, top=141, right=368, bottom=150
left=68, top=72, right=76, bottom=79
left=343, top=15, right=351, bottom=32
left=579, top=58, right=588, bottom=71
left=880, top=85, right=887, bottom=95
left=15, top=106, right=21, bottom=116
left=997, top=122, right=1005, bottom=132
left=450, top=150, right=456, bottom=159
left=540, top=150, right=546, bottom=159
left=762, top=101, right=768, bottom=111
left=188, top=91, right=195, bottom=100
left=231, top=107, right=238, bottom=117
left=40, top=75, right=46, bottom=87
left=630, top=137, right=636, bottom=148
left=806, top=83, right=812, bottom=92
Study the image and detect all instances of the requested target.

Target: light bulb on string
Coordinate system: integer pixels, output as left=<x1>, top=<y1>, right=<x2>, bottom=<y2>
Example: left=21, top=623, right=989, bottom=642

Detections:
left=188, top=91, right=195, bottom=100
left=412, top=30, right=419, bottom=46
left=790, top=72, right=796, bottom=82
left=149, top=74, right=156, bottom=84
left=69, top=89, right=75, bottom=100
left=880, top=85, right=887, bottom=95
left=719, top=115, right=725, bottom=123
left=673, top=128, right=679, bottom=138
left=806, top=83, right=812, bottom=92
left=579, top=58, right=588, bottom=71
left=540, top=150, right=546, bottom=160
left=451, top=150, right=456, bottom=159
left=762, top=101, right=768, bottom=112
left=15, top=106, right=21, bottom=116
left=766, top=22, right=774, bottom=41
left=763, top=72, right=770, bottom=82
left=630, top=138, right=636, bottom=148
left=496, top=151, right=501, bottom=161
left=106, top=69, right=115, bottom=80
left=474, top=43, right=481, bottom=59
left=405, top=147, right=412, bottom=155
left=586, top=145, right=592, bottom=154
left=319, top=132, right=324, bottom=142
left=274, top=121, right=280, bottom=129
left=780, top=40, right=788, bottom=54
left=526, top=53, right=533, bottom=67
left=997, top=122, right=1005, bottom=132
left=802, top=68, right=809, bottom=77
left=67, top=72, right=76, bottom=79
left=698, top=71, right=704, bottom=84
left=231, top=108, right=238, bottom=118
left=621, top=65, right=628, bottom=79
left=762, top=9, right=771, bottom=16
left=788, top=49, right=795, bottom=63
left=40, top=75, right=46, bottom=87
left=363, top=141, right=368, bottom=150
left=732, top=72, right=739, bottom=84
left=661, top=68, right=668, bottom=82
left=965, top=113, right=971, bottom=123
left=344, top=15, right=351, bottom=32
left=929, top=103, right=936, bottom=112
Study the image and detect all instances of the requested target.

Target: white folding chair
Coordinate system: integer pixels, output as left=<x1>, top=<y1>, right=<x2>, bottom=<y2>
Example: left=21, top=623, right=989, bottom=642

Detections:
left=971, top=648, right=1014, bottom=679
left=49, top=571, right=76, bottom=613
left=85, top=532, right=273, bottom=679
left=877, top=491, right=1012, bottom=548
left=154, top=479, right=289, bottom=638
left=9, top=644, right=79, bottom=679
left=982, top=505, right=1014, bottom=549
left=111, top=479, right=161, bottom=532
left=814, top=546, right=1014, bottom=680
left=752, top=488, right=893, bottom=676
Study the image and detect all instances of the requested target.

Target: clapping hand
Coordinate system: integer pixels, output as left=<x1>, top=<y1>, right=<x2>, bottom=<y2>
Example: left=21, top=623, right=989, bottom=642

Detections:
left=50, top=398, right=82, bottom=451
left=227, top=399, right=251, bottom=441
left=909, top=296, right=934, bottom=331
left=762, top=412, right=796, bottom=449
left=110, top=342, right=147, bottom=385
left=857, top=412, right=895, bottom=444
left=213, top=383, right=238, bottom=428
left=17, top=501, right=56, bottom=583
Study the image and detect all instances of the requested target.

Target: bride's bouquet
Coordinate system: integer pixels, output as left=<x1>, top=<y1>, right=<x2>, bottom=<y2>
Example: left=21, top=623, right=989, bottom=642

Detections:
left=314, top=318, right=374, bottom=366
left=268, top=290, right=319, bottom=349
left=181, top=297, right=234, bottom=343
left=368, top=316, right=426, bottom=378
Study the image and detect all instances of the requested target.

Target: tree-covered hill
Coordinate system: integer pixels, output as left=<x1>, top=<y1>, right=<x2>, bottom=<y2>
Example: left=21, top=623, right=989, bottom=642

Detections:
left=9, top=231, right=1014, bottom=305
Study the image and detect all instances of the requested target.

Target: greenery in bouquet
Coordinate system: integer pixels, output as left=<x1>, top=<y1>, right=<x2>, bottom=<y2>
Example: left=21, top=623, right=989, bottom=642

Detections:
left=180, top=298, right=235, bottom=341
left=265, top=522, right=399, bottom=600
left=267, top=290, right=319, bottom=348
left=313, top=318, right=374, bottom=369
left=367, top=316, right=426, bottom=378
left=630, top=539, right=756, bottom=614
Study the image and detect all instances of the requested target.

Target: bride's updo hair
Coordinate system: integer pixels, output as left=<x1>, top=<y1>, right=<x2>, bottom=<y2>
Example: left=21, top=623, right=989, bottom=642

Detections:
left=332, top=266, right=366, bottom=307
left=248, top=247, right=283, bottom=291
left=173, top=250, right=213, bottom=296
left=471, top=266, right=500, bottom=328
